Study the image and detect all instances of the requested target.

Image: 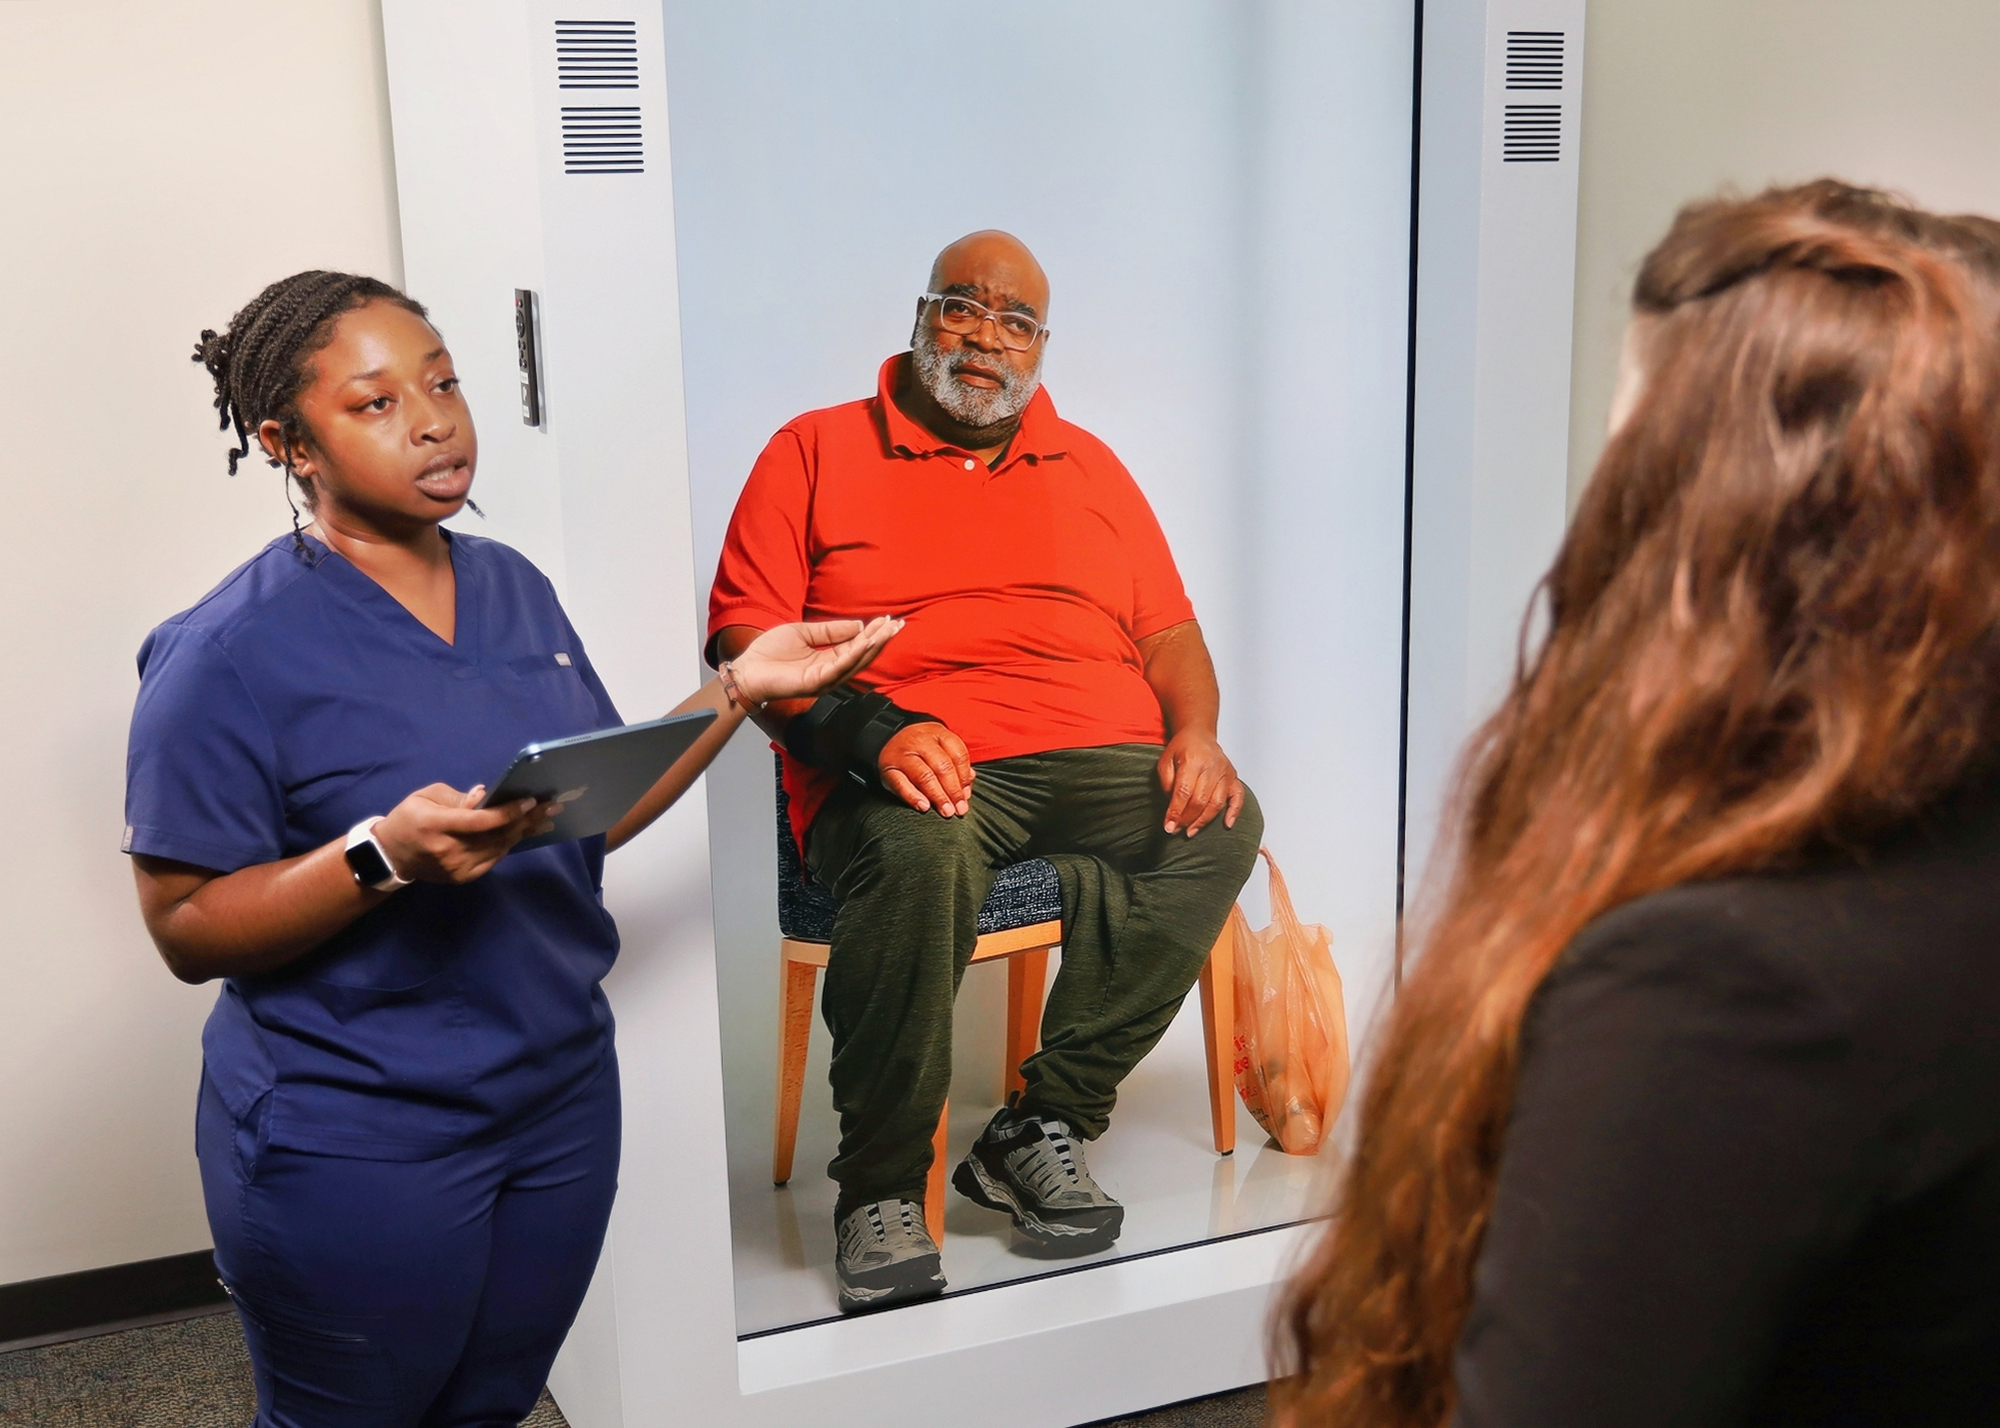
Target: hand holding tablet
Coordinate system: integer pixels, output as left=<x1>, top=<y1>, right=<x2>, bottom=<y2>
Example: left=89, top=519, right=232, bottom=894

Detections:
left=482, top=710, right=719, bottom=852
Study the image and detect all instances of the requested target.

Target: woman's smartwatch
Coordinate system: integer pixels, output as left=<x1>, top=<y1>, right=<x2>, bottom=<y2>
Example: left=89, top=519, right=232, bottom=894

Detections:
left=344, top=817, right=412, bottom=892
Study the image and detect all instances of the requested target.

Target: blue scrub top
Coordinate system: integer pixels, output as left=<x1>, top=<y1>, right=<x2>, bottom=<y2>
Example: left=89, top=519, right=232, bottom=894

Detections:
left=125, top=531, right=624, bottom=1160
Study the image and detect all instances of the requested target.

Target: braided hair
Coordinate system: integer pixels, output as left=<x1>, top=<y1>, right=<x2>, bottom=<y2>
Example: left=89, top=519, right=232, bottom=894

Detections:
left=192, top=272, right=429, bottom=558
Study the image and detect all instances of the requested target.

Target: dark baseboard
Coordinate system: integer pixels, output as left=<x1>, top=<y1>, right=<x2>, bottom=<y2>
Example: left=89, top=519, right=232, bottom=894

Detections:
left=0, top=1250, right=230, bottom=1351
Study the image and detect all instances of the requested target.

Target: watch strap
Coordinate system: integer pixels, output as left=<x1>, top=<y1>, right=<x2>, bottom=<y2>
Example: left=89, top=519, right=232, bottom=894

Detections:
left=344, top=817, right=412, bottom=892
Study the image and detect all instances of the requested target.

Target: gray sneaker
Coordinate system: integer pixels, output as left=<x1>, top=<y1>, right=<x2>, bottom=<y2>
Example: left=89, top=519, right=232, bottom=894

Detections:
left=834, top=1198, right=945, bottom=1313
left=952, top=1106, right=1124, bottom=1247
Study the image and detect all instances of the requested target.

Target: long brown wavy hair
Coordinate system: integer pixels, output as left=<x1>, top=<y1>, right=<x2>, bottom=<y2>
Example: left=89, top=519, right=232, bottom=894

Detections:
left=1271, top=182, right=2000, bottom=1426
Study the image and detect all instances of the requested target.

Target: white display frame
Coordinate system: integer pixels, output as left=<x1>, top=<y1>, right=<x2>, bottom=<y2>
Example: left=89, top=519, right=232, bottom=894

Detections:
left=378, top=1, right=1581, bottom=1421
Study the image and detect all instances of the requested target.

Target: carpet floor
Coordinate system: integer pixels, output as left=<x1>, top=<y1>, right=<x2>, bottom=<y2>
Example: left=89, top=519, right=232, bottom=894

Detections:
left=0, top=1313, right=564, bottom=1428
left=0, top=1309, right=1265, bottom=1427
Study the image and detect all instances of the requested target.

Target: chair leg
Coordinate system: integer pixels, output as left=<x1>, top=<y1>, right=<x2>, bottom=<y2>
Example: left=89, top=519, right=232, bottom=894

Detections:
left=926, top=1100, right=950, bottom=1247
left=773, top=958, right=820, bottom=1186
left=1197, top=924, right=1236, bottom=1155
left=1003, top=948, right=1049, bottom=1102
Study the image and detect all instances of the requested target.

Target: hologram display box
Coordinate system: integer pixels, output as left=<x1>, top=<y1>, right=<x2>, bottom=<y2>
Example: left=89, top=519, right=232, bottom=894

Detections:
left=380, top=0, right=1581, bottom=1421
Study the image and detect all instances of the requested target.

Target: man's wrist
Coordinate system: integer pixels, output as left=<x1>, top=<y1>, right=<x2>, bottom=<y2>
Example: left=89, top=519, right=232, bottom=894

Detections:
left=786, top=687, right=941, bottom=785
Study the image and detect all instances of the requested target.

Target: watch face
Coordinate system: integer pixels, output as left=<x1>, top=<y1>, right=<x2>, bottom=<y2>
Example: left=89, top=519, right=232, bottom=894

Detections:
left=345, top=838, right=395, bottom=888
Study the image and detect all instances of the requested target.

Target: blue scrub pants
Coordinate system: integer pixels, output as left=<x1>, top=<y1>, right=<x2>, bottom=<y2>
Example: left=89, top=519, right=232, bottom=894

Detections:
left=196, top=1059, right=620, bottom=1428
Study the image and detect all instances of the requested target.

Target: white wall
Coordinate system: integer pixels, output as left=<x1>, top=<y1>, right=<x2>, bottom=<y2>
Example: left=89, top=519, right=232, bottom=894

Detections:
left=0, top=0, right=403, bottom=1284
left=1567, top=0, right=2000, bottom=506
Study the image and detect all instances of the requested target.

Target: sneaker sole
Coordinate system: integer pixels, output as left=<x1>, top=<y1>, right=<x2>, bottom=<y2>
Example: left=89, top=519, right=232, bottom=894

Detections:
left=951, top=1156, right=1124, bottom=1246
left=836, top=1255, right=945, bottom=1314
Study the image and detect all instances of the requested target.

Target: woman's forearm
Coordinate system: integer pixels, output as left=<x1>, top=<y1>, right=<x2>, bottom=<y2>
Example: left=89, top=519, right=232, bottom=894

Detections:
left=134, top=841, right=388, bottom=984
left=606, top=617, right=903, bottom=852
left=143, top=677, right=768, bottom=969
left=713, top=624, right=816, bottom=742
left=604, top=678, right=748, bottom=852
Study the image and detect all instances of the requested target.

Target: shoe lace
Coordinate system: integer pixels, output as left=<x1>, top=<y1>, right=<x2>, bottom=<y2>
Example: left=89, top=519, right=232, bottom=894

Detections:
left=838, top=1203, right=889, bottom=1257
left=1043, top=1122, right=1080, bottom=1177
left=889, top=1199, right=938, bottom=1252
left=853, top=1199, right=931, bottom=1250
left=1016, top=1118, right=1090, bottom=1199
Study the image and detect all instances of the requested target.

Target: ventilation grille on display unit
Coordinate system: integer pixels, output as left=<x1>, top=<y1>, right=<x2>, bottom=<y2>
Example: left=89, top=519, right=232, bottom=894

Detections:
left=1501, top=30, right=1565, bottom=163
left=1504, top=30, right=1563, bottom=89
left=556, top=19, right=637, bottom=89
left=561, top=105, right=643, bottom=175
left=555, top=19, right=644, bottom=175
left=1502, top=104, right=1560, bottom=162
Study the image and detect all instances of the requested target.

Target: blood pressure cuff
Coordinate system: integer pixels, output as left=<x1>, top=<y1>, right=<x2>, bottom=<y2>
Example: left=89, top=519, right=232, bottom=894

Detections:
left=785, top=685, right=941, bottom=788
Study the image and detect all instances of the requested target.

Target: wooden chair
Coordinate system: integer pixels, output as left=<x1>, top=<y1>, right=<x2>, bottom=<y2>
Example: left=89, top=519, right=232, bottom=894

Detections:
left=769, top=757, right=1236, bottom=1246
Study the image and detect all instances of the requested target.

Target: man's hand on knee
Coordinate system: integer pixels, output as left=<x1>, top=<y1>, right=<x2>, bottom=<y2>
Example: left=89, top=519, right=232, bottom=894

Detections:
left=1157, top=731, right=1245, bottom=837
left=880, top=723, right=975, bottom=817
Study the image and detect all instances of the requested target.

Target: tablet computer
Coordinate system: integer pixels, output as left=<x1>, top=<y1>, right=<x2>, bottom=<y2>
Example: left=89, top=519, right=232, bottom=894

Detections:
left=483, top=709, right=718, bottom=852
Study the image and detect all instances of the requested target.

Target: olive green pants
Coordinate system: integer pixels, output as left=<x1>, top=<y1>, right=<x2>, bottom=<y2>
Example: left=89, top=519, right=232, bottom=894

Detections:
left=805, top=743, right=1263, bottom=1215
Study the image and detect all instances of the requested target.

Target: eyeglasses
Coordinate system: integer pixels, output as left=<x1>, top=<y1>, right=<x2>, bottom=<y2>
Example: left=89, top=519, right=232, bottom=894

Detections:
left=921, top=293, right=1047, bottom=351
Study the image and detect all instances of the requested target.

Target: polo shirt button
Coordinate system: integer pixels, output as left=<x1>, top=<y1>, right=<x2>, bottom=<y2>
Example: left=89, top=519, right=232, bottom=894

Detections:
left=963, top=458, right=975, bottom=470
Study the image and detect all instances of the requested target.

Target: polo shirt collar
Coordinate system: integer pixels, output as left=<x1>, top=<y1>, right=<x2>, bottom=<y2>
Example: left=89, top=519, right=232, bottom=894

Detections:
left=874, top=353, right=1068, bottom=465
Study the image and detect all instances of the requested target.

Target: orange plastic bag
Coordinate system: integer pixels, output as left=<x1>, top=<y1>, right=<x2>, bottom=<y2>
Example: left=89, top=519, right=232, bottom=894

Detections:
left=1230, top=847, right=1350, bottom=1155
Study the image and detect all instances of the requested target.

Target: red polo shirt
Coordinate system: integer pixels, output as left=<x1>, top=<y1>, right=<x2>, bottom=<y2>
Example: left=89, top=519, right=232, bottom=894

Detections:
left=709, top=354, right=1195, bottom=849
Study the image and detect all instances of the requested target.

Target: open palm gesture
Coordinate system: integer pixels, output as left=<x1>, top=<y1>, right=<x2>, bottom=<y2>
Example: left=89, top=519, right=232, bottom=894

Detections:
left=731, top=617, right=901, bottom=706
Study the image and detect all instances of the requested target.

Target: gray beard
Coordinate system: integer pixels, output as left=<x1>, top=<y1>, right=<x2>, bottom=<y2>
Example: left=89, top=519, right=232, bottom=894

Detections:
left=909, top=326, right=1043, bottom=428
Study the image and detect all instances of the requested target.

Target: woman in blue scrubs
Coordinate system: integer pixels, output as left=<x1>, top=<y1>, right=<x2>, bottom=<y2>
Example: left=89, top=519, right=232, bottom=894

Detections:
left=125, top=270, right=896, bottom=1427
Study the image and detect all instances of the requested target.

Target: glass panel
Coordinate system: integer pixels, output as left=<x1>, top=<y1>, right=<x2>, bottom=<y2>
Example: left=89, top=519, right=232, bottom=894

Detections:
left=663, top=0, right=1415, bottom=1338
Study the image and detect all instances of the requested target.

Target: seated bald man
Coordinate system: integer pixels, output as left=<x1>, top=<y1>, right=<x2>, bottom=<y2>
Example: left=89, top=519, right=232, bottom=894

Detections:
left=709, top=231, right=1262, bottom=1313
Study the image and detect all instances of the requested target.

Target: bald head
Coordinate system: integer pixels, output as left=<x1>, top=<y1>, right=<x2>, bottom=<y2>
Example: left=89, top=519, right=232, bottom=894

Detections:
left=928, top=231, right=1050, bottom=321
